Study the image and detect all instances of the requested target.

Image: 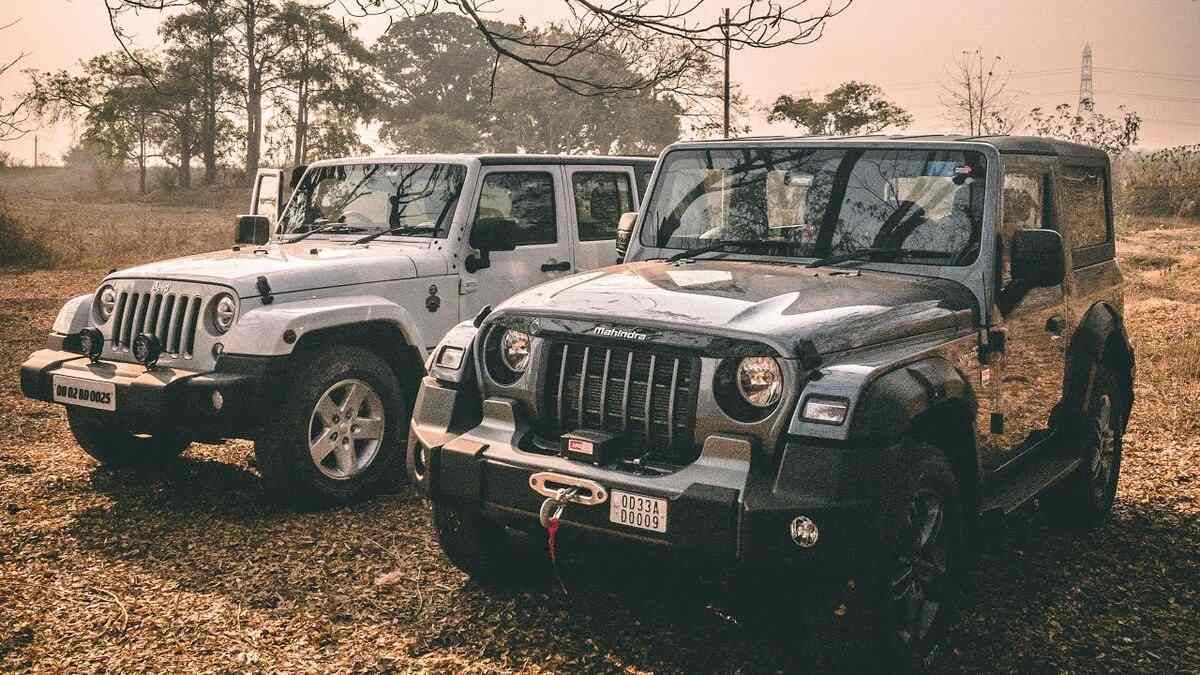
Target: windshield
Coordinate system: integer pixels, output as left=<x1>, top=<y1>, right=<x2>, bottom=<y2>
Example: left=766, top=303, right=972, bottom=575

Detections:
left=278, top=162, right=467, bottom=238
left=641, top=147, right=987, bottom=265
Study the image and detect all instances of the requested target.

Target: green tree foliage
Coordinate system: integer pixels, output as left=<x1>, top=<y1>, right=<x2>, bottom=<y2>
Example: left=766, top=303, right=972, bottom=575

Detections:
left=1028, top=102, right=1141, bottom=156
left=373, top=14, right=681, bottom=154
left=160, top=0, right=242, bottom=184
left=269, top=1, right=373, bottom=165
left=767, top=81, right=912, bottom=135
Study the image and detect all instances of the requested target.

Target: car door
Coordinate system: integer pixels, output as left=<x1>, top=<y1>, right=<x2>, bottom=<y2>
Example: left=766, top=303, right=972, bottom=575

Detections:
left=563, top=165, right=639, bottom=270
left=459, top=165, right=575, bottom=318
left=984, top=156, right=1069, bottom=474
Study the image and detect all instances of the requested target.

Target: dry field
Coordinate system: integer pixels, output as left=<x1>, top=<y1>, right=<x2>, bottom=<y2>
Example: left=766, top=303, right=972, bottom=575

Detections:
left=0, top=170, right=1198, bottom=672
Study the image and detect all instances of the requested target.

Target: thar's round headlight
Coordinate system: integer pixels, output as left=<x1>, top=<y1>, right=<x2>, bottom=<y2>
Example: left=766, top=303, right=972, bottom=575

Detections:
left=737, top=356, right=782, bottom=408
left=96, top=285, right=117, bottom=322
left=212, top=294, right=238, bottom=334
left=500, top=329, right=531, bottom=373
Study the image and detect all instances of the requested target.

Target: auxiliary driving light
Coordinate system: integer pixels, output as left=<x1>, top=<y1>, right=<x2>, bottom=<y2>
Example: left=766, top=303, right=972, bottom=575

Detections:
left=132, top=333, right=163, bottom=367
left=76, top=327, right=104, bottom=362
left=790, top=515, right=819, bottom=548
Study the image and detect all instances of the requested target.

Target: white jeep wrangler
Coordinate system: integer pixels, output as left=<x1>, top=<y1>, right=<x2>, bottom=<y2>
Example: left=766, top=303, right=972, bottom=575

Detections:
left=20, top=153, right=654, bottom=505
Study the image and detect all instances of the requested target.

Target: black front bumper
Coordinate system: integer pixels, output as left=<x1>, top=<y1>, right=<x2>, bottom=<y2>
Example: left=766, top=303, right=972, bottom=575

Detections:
left=410, top=378, right=889, bottom=574
left=20, top=349, right=285, bottom=439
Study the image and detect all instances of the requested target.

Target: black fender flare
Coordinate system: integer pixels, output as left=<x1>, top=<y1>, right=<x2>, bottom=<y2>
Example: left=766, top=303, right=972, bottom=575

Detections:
left=848, top=357, right=981, bottom=511
left=1063, top=302, right=1135, bottom=426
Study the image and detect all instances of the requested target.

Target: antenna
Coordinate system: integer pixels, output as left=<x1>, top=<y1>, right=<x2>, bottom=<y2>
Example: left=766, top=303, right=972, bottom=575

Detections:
left=1078, top=43, right=1095, bottom=114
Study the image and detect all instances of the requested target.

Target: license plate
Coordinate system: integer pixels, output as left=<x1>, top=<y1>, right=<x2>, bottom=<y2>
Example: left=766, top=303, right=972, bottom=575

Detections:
left=52, top=374, right=116, bottom=411
left=609, top=490, right=668, bottom=533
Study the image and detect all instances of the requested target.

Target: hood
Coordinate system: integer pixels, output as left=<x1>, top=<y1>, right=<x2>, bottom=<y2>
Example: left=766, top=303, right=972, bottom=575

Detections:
left=108, top=240, right=449, bottom=298
left=499, top=259, right=978, bottom=357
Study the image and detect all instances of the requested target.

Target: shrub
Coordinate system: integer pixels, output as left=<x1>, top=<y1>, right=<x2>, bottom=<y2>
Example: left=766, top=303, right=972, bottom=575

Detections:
left=1115, top=145, right=1200, bottom=219
left=0, top=191, right=55, bottom=268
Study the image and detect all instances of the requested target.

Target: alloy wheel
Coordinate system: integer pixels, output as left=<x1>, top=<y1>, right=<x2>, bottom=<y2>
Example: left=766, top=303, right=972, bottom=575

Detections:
left=307, top=378, right=386, bottom=480
left=890, top=488, right=949, bottom=649
left=1090, top=394, right=1117, bottom=506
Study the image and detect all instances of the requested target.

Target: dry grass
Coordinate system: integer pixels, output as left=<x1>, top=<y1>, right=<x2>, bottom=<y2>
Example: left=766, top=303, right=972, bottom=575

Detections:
left=0, top=167, right=241, bottom=270
left=0, top=182, right=1197, bottom=672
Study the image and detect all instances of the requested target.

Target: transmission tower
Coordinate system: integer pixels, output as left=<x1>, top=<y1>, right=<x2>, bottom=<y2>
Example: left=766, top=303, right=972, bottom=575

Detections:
left=1078, top=43, right=1095, bottom=113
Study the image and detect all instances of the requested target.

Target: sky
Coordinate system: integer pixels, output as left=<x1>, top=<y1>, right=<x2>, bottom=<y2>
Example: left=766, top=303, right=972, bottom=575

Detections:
left=1, top=0, right=1198, bottom=164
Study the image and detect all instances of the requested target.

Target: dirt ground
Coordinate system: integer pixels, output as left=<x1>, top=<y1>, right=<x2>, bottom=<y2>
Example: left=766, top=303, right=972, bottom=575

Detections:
left=0, top=174, right=1197, bottom=672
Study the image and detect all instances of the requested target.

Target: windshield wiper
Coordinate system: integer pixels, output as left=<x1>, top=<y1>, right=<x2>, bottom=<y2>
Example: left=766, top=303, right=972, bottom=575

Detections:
left=282, top=223, right=368, bottom=244
left=350, top=225, right=436, bottom=246
left=667, top=239, right=802, bottom=263
left=805, top=247, right=951, bottom=269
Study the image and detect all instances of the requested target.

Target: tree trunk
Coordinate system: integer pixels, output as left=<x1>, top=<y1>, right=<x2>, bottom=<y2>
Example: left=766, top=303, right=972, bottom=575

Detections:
left=138, top=122, right=147, bottom=195
left=243, top=0, right=261, bottom=184
left=293, top=79, right=308, bottom=166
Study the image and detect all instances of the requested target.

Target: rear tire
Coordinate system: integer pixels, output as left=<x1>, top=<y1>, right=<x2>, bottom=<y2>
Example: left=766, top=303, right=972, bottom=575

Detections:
left=67, top=408, right=190, bottom=466
left=1042, top=364, right=1126, bottom=527
left=432, top=499, right=537, bottom=585
left=254, top=345, right=407, bottom=507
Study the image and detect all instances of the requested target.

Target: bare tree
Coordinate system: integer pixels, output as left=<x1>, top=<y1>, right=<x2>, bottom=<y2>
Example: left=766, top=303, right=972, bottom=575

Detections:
left=940, top=49, right=1020, bottom=136
left=0, top=18, right=32, bottom=141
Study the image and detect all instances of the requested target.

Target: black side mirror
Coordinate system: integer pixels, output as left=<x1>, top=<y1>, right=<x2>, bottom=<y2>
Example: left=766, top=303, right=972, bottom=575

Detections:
left=465, top=217, right=518, bottom=273
left=1011, top=229, right=1065, bottom=288
left=290, top=165, right=307, bottom=190
left=235, top=214, right=271, bottom=246
left=615, top=211, right=637, bottom=263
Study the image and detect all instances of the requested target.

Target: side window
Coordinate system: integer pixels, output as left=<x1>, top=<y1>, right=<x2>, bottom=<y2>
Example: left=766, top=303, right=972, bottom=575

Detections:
left=1060, top=166, right=1109, bottom=249
left=476, top=172, right=557, bottom=246
left=1000, top=172, right=1047, bottom=284
left=572, top=172, right=634, bottom=241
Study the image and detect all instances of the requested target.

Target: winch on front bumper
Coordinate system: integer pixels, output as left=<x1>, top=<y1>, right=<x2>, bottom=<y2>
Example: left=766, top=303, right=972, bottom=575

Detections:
left=409, top=376, right=895, bottom=574
left=20, top=346, right=284, bottom=440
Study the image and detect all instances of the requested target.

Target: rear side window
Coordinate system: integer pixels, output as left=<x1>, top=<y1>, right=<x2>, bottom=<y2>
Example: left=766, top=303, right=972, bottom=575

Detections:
left=572, top=172, right=634, bottom=241
left=1001, top=172, right=1049, bottom=285
left=476, top=172, right=557, bottom=246
left=1059, top=166, right=1109, bottom=249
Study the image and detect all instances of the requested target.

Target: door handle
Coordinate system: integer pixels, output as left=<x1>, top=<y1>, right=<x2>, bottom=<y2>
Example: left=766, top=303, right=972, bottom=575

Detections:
left=1045, top=315, right=1066, bottom=336
left=541, top=260, right=571, bottom=272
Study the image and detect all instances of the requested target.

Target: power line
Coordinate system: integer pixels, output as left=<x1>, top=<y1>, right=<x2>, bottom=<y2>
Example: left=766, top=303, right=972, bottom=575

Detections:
left=1094, top=66, right=1200, bottom=83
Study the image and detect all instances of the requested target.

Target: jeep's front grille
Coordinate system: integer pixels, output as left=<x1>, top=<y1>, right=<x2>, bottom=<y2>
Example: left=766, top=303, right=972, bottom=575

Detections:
left=541, top=341, right=700, bottom=465
left=110, top=290, right=203, bottom=357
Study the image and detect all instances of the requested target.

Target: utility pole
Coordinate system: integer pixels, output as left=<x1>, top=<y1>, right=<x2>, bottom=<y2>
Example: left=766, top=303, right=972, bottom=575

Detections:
left=722, top=7, right=731, bottom=139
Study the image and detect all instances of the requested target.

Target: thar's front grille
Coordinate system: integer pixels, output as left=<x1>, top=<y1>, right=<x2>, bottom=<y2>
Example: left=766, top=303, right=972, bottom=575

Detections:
left=110, top=290, right=203, bottom=358
left=541, top=341, right=700, bottom=466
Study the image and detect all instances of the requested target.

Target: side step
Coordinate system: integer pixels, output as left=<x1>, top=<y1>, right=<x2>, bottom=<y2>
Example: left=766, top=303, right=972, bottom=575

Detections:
left=978, top=456, right=1081, bottom=526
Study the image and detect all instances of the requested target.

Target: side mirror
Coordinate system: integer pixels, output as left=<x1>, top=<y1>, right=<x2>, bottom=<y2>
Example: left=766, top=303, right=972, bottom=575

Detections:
left=235, top=214, right=271, bottom=246
left=1011, top=229, right=1065, bottom=288
left=615, top=211, right=637, bottom=263
left=465, top=217, right=518, bottom=273
left=290, top=165, right=307, bottom=190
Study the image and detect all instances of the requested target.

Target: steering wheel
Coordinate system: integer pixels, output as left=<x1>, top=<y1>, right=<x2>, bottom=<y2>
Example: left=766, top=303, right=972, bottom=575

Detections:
left=340, top=210, right=374, bottom=226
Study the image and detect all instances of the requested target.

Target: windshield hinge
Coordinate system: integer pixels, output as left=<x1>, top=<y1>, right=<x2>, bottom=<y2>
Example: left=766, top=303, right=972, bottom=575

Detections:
left=459, top=278, right=479, bottom=296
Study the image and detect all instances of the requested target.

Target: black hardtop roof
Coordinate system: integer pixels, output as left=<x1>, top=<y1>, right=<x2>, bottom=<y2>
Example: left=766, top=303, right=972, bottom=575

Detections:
left=673, top=134, right=1108, bottom=161
left=477, top=153, right=657, bottom=167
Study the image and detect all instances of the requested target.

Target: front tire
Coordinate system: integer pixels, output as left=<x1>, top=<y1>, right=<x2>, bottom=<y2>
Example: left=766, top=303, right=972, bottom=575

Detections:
left=67, top=408, right=190, bottom=466
left=432, top=499, right=538, bottom=585
left=872, top=443, right=965, bottom=671
left=254, top=345, right=407, bottom=507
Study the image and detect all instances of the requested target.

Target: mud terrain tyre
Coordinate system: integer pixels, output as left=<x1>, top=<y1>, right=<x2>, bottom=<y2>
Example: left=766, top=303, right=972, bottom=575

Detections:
left=432, top=500, right=538, bottom=585
left=67, top=408, right=190, bottom=466
left=254, top=345, right=407, bottom=507
left=1042, top=364, right=1127, bottom=527
left=870, top=443, right=966, bottom=672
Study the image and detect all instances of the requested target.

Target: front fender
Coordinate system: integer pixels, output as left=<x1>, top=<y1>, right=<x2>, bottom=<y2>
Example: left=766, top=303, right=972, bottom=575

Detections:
left=221, top=295, right=428, bottom=360
left=51, top=294, right=94, bottom=335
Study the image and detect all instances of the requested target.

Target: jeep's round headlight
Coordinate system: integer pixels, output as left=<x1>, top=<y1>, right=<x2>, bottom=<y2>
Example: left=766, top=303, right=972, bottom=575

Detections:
left=737, top=356, right=782, bottom=408
left=212, top=294, right=238, bottom=334
left=95, top=285, right=117, bottom=322
left=500, top=329, right=531, bottom=373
